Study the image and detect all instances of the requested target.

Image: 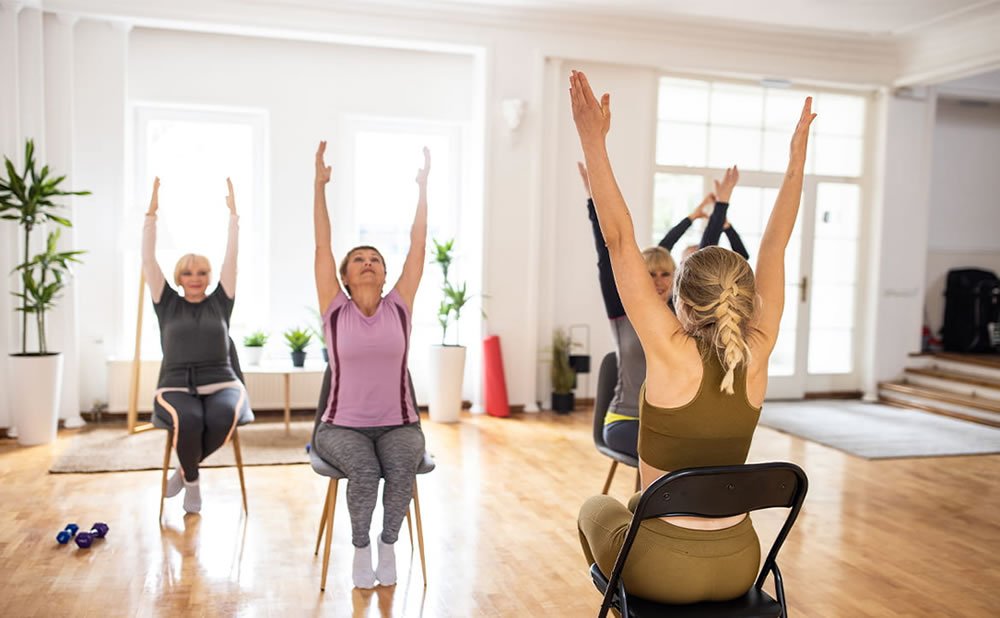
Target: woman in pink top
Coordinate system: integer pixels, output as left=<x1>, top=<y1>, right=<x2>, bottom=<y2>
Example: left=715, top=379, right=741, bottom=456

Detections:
left=311, top=140, right=430, bottom=589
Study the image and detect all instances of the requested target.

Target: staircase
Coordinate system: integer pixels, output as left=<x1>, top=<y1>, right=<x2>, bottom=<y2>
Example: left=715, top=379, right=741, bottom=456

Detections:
left=878, top=353, right=1000, bottom=428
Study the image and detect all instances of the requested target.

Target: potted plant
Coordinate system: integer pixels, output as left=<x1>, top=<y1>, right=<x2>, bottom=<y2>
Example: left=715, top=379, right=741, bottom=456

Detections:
left=551, top=328, right=577, bottom=414
left=0, top=139, right=90, bottom=446
left=308, top=306, right=328, bottom=363
left=284, top=327, right=312, bottom=368
left=242, top=330, right=268, bottom=366
left=427, top=238, right=470, bottom=423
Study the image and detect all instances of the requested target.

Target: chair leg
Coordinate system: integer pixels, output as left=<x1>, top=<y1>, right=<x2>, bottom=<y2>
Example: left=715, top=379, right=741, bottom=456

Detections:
left=635, top=468, right=641, bottom=492
left=315, top=483, right=333, bottom=556
left=232, top=430, right=248, bottom=514
left=412, top=482, right=427, bottom=587
left=601, top=460, right=618, bottom=495
left=159, top=430, right=172, bottom=520
left=320, top=478, right=338, bottom=592
left=405, top=505, right=414, bottom=551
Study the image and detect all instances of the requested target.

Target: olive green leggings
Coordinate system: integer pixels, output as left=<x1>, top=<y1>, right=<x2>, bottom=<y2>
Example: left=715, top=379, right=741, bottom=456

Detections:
left=578, top=492, right=760, bottom=604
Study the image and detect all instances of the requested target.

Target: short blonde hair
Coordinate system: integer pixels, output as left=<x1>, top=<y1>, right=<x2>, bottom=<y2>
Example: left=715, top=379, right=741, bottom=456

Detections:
left=641, top=246, right=676, bottom=275
left=173, top=254, right=212, bottom=286
left=672, top=246, right=758, bottom=395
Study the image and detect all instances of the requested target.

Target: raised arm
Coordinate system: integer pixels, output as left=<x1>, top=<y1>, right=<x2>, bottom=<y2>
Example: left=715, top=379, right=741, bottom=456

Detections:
left=142, top=177, right=167, bottom=303
left=659, top=193, right=710, bottom=251
left=219, top=177, right=239, bottom=299
left=570, top=70, right=682, bottom=360
left=394, top=147, right=430, bottom=311
left=755, top=98, right=816, bottom=353
left=699, top=166, right=739, bottom=248
left=580, top=162, right=626, bottom=319
left=723, top=224, right=750, bottom=260
left=313, top=141, right=342, bottom=312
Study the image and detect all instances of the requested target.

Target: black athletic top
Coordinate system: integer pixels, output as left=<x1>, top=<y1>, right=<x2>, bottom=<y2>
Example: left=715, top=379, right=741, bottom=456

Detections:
left=153, top=280, right=239, bottom=392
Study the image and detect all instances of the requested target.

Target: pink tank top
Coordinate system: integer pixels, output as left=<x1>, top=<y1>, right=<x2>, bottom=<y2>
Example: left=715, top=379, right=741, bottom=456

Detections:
left=321, top=288, right=418, bottom=427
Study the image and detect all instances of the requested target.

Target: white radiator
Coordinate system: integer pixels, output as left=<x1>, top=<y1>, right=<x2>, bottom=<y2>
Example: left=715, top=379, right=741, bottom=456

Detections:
left=106, top=360, right=325, bottom=413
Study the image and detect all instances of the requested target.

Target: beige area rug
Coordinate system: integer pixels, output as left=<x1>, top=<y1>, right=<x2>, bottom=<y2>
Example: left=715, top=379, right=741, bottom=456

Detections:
left=49, top=421, right=314, bottom=473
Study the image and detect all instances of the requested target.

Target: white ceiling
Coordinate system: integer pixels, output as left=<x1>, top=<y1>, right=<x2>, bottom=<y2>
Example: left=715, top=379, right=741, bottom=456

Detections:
left=429, top=0, right=996, bottom=36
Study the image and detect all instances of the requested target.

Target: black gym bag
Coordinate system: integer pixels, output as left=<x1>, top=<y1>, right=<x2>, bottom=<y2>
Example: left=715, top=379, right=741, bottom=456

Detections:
left=941, top=268, right=1000, bottom=353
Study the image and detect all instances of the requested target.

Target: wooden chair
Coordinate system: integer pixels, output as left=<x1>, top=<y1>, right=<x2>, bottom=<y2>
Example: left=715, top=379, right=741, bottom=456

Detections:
left=310, top=364, right=433, bottom=591
left=590, top=462, right=809, bottom=617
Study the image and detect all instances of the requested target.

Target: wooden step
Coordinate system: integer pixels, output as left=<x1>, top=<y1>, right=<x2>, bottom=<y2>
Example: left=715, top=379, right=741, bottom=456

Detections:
left=908, top=351, right=1000, bottom=370
left=878, top=381, right=1000, bottom=413
left=904, top=367, right=1000, bottom=391
left=877, top=396, right=1000, bottom=429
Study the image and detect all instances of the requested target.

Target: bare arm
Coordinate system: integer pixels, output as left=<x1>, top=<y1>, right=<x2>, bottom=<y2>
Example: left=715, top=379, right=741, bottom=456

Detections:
left=219, top=177, right=239, bottom=299
left=754, top=98, right=816, bottom=354
left=142, top=177, right=166, bottom=303
left=394, top=147, right=430, bottom=311
left=570, top=70, right=683, bottom=361
left=313, top=141, right=342, bottom=312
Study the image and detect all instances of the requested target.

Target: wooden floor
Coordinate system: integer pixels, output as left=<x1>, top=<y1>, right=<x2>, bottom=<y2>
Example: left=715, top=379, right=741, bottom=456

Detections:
left=1, top=409, right=999, bottom=617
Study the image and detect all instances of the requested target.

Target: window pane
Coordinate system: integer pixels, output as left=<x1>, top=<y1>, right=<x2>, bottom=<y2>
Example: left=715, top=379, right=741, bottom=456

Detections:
left=810, top=283, right=855, bottom=329
left=812, top=238, right=857, bottom=285
left=657, top=121, right=707, bottom=167
left=710, top=84, right=763, bottom=128
left=761, top=130, right=790, bottom=173
left=815, top=94, right=865, bottom=137
left=652, top=173, right=704, bottom=254
left=808, top=329, right=853, bottom=374
left=769, top=301, right=798, bottom=376
left=708, top=126, right=761, bottom=170
left=813, top=134, right=863, bottom=177
left=764, top=89, right=808, bottom=131
left=658, top=79, right=710, bottom=123
left=815, top=183, right=860, bottom=239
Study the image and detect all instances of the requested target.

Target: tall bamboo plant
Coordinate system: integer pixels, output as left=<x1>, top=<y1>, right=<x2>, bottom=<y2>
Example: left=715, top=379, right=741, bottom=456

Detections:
left=0, top=139, right=90, bottom=354
left=431, top=238, right=470, bottom=346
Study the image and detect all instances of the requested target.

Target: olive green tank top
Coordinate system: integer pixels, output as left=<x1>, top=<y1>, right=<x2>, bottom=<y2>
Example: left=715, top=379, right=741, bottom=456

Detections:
left=638, top=338, right=761, bottom=470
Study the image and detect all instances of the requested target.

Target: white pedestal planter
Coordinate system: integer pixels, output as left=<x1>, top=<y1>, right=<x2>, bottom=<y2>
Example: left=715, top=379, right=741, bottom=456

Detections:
left=427, top=345, right=466, bottom=423
left=9, top=353, right=63, bottom=446
left=243, top=346, right=264, bottom=366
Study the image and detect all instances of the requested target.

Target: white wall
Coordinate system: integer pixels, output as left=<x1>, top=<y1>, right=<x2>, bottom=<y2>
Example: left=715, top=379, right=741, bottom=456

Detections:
left=924, top=98, right=1000, bottom=333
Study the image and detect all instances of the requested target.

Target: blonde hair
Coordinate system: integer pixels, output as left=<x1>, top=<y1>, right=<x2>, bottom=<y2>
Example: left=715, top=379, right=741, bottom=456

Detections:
left=672, top=246, right=757, bottom=394
left=338, top=245, right=387, bottom=296
left=173, top=254, right=212, bottom=286
left=641, top=246, right=676, bottom=275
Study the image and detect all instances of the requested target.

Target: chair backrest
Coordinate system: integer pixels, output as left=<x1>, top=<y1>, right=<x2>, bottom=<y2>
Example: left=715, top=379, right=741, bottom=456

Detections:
left=592, top=352, right=618, bottom=449
left=602, top=462, right=808, bottom=612
left=312, top=364, right=418, bottom=445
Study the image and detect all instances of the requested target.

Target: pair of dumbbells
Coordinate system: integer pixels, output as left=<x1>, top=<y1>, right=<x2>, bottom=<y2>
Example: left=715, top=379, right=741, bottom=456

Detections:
left=55, top=522, right=109, bottom=548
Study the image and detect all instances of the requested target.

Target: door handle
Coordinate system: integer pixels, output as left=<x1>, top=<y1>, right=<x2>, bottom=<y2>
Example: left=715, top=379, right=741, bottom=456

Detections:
left=800, top=276, right=808, bottom=303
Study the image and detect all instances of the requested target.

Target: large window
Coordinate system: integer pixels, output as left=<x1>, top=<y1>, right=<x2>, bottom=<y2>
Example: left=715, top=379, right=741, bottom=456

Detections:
left=127, top=105, right=268, bottom=359
left=653, top=76, right=867, bottom=392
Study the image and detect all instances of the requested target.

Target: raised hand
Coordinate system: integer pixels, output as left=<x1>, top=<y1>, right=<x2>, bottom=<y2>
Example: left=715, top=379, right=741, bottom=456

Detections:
left=577, top=161, right=592, bottom=197
left=569, top=70, right=611, bottom=145
left=315, top=140, right=332, bottom=185
left=415, top=147, right=431, bottom=186
left=713, top=166, right=739, bottom=203
left=790, top=97, right=817, bottom=164
left=147, top=177, right=160, bottom=215
left=225, top=177, right=237, bottom=215
left=690, top=192, right=715, bottom=220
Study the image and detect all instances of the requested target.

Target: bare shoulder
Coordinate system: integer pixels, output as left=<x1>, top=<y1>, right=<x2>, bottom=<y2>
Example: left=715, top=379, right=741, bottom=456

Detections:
left=644, top=333, right=702, bottom=408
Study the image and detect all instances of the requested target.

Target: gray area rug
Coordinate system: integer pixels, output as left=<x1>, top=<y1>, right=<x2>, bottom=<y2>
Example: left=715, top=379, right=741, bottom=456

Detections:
left=50, top=421, right=314, bottom=473
left=760, top=400, right=1000, bottom=459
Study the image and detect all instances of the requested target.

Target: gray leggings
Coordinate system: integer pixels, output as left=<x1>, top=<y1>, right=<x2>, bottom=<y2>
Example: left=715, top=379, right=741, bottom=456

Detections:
left=153, top=387, right=248, bottom=482
left=314, top=422, right=425, bottom=547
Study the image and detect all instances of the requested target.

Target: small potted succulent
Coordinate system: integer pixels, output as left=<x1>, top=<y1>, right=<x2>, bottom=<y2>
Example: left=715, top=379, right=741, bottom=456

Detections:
left=284, top=327, right=312, bottom=368
left=241, top=330, right=268, bottom=366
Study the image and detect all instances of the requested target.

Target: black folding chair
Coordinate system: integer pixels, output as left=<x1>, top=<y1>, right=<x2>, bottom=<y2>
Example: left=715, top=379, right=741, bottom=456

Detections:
left=590, top=462, right=808, bottom=617
left=593, top=352, right=640, bottom=494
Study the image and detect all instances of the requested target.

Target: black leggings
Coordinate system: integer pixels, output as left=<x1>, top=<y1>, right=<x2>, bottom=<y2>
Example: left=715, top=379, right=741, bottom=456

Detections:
left=153, top=387, right=248, bottom=482
left=603, top=419, right=638, bottom=459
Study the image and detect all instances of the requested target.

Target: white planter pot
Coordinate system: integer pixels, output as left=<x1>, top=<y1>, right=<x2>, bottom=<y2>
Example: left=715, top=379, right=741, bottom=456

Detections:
left=243, top=346, right=264, bottom=366
left=427, top=345, right=466, bottom=423
left=9, top=353, right=63, bottom=446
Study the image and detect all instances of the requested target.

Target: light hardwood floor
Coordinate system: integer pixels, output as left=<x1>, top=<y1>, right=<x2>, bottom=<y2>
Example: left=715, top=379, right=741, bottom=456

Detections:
left=1, top=409, right=998, bottom=617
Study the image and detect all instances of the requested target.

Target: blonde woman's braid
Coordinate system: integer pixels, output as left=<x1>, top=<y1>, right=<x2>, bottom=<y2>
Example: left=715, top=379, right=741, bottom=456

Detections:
left=714, top=275, right=750, bottom=394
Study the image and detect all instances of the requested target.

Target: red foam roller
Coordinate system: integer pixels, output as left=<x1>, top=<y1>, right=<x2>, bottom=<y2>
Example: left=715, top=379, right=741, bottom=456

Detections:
left=483, top=335, right=510, bottom=418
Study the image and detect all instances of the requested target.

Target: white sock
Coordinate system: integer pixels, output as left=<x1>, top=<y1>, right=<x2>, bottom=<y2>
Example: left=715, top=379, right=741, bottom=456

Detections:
left=375, top=537, right=396, bottom=586
left=353, top=543, right=376, bottom=589
left=183, top=479, right=202, bottom=513
left=165, top=468, right=184, bottom=498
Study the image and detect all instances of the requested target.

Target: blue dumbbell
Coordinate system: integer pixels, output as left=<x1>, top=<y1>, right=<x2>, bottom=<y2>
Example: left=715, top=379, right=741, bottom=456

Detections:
left=74, top=522, right=110, bottom=549
left=56, top=523, right=80, bottom=544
